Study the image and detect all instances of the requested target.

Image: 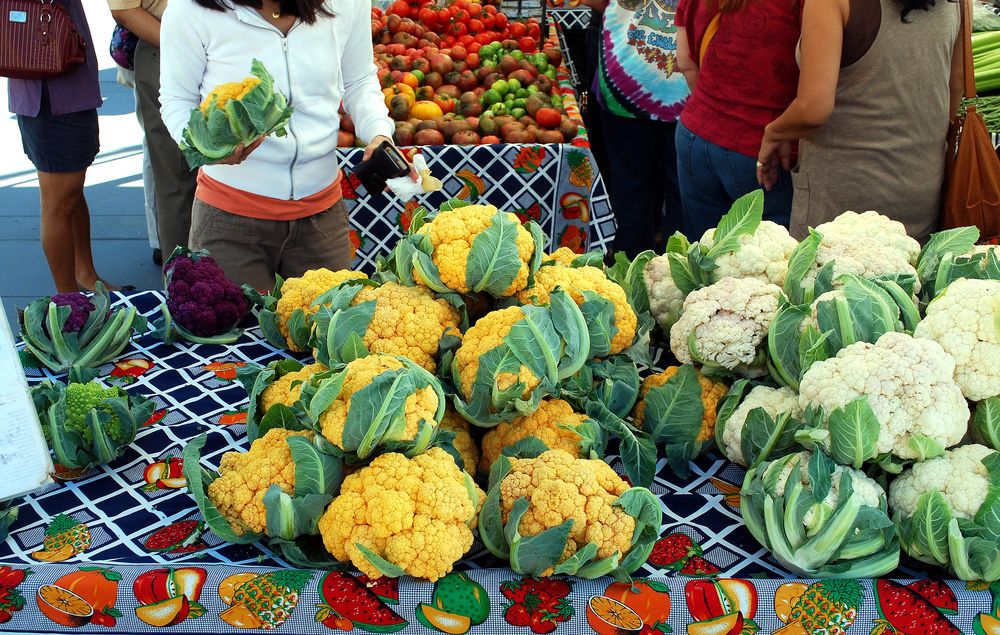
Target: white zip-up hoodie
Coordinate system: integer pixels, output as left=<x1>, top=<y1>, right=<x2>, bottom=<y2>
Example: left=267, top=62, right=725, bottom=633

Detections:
left=159, top=0, right=394, bottom=201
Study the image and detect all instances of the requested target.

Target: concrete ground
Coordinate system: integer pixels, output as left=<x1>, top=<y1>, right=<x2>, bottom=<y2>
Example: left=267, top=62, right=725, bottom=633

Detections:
left=0, top=5, right=161, bottom=327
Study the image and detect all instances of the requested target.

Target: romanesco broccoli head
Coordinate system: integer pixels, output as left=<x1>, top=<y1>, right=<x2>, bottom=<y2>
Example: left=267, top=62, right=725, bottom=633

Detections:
left=65, top=382, right=127, bottom=444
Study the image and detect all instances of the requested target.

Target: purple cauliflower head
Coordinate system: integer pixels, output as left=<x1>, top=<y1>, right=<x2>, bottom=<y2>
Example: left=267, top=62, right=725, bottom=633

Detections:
left=165, top=254, right=249, bottom=337
left=51, top=293, right=96, bottom=333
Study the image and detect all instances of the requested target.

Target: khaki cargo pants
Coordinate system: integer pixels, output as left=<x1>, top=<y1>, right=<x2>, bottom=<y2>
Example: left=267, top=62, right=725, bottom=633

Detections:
left=189, top=198, right=353, bottom=291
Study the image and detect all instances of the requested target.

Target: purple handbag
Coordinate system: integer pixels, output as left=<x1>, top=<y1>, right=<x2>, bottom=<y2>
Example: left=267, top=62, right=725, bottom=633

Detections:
left=109, top=22, right=138, bottom=70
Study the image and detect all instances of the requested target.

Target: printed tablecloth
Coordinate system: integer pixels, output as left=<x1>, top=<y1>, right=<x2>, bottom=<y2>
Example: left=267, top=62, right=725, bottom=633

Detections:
left=341, top=25, right=614, bottom=272
left=0, top=290, right=995, bottom=635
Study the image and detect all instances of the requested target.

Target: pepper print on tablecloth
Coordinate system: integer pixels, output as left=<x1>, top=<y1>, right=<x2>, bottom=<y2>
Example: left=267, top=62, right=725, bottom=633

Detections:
left=685, top=578, right=758, bottom=635
left=218, top=570, right=313, bottom=630
left=314, top=571, right=407, bottom=633
left=557, top=225, right=587, bottom=253
left=30, top=514, right=91, bottom=563
left=203, top=361, right=246, bottom=381
left=514, top=202, right=542, bottom=224
left=37, top=566, right=122, bottom=628
left=143, top=520, right=208, bottom=556
left=500, top=577, right=574, bottom=633
left=559, top=193, right=589, bottom=222
left=133, top=567, right=208, bottom=627
left=456, top=170, right=485, bottom=201
left=398, top=201, right=424, bottom=233
left=0, top=566, right=31, bottom=625
left=586, top=579, right=671, bottom=635
left=218, top=410, right=248, bottom=426
left=415, top=571, right=490, bottom=634
left=349, top=229, right=365, bottom=263
left=141, top=457, right=186, bottom=493
left=109, top=358, right=155, bottom=384
left=513, top=146, right=546, bottom=174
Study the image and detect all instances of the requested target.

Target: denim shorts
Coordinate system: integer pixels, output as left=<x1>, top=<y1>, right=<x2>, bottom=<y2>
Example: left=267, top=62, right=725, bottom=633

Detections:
left=17, top=83, right=99, bottom=173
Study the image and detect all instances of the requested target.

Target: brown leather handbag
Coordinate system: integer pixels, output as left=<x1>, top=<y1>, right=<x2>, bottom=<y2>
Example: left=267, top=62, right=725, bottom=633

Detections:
left=942, top=0, right=1000, bottom=240
left=0, top=0, right=87, bottom=80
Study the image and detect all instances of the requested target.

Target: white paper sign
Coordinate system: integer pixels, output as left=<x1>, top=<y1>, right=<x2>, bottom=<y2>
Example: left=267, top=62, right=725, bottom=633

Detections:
left=0, top=300, right=53, bottom=501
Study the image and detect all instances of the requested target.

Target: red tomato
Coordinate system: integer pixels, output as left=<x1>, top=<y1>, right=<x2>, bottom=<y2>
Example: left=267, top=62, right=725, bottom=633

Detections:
left=449, top=5, right=459, bottom=16
left=494, top=13, right=507, bottom=29
left=527, top=22, right=540, bottom=38
left=468, top=3, right=483, bottom=17
left=389, top=0, right=410, bottom=17
left=436, top=8, right=451, bottom=24
left=468, top=42, right=481, bottom=53
left=448, top=21, right=468, bottom=37
left=475, top=32, right=492, bottom=45
left=509, top=22, right=526, bottom=38
left=444, top=35, right=456, bottom=46
left=451, top=44, right=467, bottom=60
left=455, top=9, right=469, bottom=22
left=468, top=18, right=484, bottom=33
left=459, top=34, right=475, bottom=46
left=466, top=52, right=480, bottom=68
left=433, top=96, right=456, bottom=113
left=518, top=36, right=535, bottom=52
left=484, top=4, right=497, bottom=14
left=480, top=135, right=501, bottom=144
left=535, top=107, right=561, bottom=128
left=417, top=7, right=436, bottom=26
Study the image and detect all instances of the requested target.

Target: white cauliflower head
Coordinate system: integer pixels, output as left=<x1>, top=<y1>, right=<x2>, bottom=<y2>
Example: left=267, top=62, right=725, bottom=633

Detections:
left=815, top=211, right=921, bottom=265
left=800, top=212, right=922, bottom=294
left=770, top=451, right=886, bottom=526
left=669, top=276, right=782, bottom=374
left=913, top=278, right=1000, bottom=401
left=701, top=221, right=798, bottom=287
left=644, top=254, right=686, bottom=334
left=798, top=332, right=969, bottom=460
left=720, top=385, right=802, bottom=466
left=889, top=444, right=995, bottom=520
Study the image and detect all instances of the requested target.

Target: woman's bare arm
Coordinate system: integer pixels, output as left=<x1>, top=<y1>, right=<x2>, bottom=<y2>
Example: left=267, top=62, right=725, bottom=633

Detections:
left=110, top=7, right=160, bottom=47
left=676, top=26, right=699, bottom=90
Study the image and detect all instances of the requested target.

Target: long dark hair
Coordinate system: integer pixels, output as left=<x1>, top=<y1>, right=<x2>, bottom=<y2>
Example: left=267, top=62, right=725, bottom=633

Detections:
left=898, top=0, right=955, bottom=21
left=194, top=0, right=332, bottom=24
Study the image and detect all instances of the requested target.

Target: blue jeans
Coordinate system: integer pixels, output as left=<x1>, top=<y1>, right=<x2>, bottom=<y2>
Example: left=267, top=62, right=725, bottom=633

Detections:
left=675, top=121, right=792, bottom=240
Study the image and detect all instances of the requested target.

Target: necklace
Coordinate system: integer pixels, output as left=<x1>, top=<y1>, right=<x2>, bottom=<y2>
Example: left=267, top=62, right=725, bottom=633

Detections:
left=271, top=10, right=280, bottom=18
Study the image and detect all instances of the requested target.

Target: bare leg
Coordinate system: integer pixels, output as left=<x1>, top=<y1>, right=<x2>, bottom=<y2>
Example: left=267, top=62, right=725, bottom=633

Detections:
left=72, top=195, right=100, bottom=290
left=37, top=170, right=86, bottom=293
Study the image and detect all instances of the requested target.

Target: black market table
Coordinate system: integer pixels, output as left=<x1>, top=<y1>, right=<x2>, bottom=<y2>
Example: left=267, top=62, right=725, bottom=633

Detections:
left=0, top=290, right=994, bottom=634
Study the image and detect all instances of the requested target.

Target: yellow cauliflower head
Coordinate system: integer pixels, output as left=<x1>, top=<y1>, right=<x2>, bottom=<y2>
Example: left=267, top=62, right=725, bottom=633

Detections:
left=546, top=248, right=580, bottom=266
left=634, top=366, right=728, bottom=443
left=499, top=449, right=635, bottom=575
left=454, top=306, right=540, bottom=400
left=200, top=76, right=261, bottom=113
left=207, top=428, right=313, bottom=536
left=316, top=354, right=440, bottom=452
left=517, top=263, right=636, bottom=355
left=350, top=282, right=461, bottom=372
left=439, top=408, right=480, bottom=474
left=414, top=205, right=535, bottom=296
left=318, top=447, right=484, bottom=581
left=479, top=399, right=592, bottom=474
left=275, top=268, right=368, bottom=351
left=260, top=363, right=327, bottom=413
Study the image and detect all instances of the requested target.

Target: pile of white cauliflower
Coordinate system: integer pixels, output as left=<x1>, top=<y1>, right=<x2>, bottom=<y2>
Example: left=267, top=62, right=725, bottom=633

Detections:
left=641, top=202, right=1000, bottom=581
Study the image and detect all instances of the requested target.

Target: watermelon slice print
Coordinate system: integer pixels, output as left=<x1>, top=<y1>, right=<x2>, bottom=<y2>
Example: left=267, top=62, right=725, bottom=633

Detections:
left=315, top=571, right=407, bottom=633
left=513, top=203, right=541, bottom=224
left=342, top=172, right=362, bottom=200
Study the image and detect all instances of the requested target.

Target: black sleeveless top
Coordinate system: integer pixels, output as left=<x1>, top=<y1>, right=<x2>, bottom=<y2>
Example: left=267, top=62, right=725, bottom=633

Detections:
left=842, top=0, right=882, bottom=66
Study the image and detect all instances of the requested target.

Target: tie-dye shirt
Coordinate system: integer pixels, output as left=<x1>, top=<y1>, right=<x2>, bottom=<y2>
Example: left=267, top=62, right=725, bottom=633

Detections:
left=595, top=0, right=690, bottom=121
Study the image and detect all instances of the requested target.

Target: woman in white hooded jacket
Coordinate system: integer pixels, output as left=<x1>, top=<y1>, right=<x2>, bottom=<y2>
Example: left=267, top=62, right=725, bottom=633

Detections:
left=159, top=0, right=394, bottom=290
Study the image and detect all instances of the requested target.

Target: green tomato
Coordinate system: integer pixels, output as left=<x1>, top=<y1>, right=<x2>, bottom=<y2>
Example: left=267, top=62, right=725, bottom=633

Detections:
left=483, top=59, right=497, bottom=68
left=513, top=98, right=527, bottom=109
left=492, top=79, right=510, bottom=96
left=535, top=60, right=549, bottom=73
left=511, top=50, right=525, bottom=61
left=515, top=88, right=528, bottom=99
left=410, top=69, right=425, bottom=83
left=545, top=68, right=557, bottom=80
left=490, top=102, right=508, bottom=115
left=527, top=84, right=540, bottom=94
left=510, top=107, right=527, bottom=119
left=507, top=78, right=521, bottom=92
left=482, top=89, right=502, bottom=107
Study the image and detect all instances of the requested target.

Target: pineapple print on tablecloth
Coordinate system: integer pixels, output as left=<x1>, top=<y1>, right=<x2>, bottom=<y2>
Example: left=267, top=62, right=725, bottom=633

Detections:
left=566, top=150, right=594, bottom=189
left=31, top=514, right=91, bottom=562
left=774, top=579, right=861, bottom=635
left=219, top=570, right=313, bottom=630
